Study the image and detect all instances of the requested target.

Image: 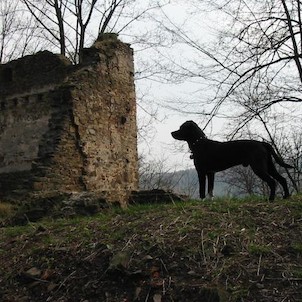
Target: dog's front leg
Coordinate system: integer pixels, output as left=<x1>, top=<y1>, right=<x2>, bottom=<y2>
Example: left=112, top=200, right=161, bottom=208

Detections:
left=197, top=171, right=206, bottom=199
left=207, top=172, right=215, bottom=199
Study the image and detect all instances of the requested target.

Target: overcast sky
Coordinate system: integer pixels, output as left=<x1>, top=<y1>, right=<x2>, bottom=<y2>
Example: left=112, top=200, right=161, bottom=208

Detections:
left=128, top=1, right=225, bottom=171
left=125, top=1, right=302, bottom=172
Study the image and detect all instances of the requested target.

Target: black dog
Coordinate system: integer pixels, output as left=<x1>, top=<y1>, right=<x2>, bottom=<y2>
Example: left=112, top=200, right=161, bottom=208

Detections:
left=171, top=121, right=292, bottom=201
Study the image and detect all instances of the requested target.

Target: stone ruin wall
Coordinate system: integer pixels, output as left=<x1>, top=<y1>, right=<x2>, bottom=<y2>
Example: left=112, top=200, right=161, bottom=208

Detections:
left=0, top=38, right=138, bottom=205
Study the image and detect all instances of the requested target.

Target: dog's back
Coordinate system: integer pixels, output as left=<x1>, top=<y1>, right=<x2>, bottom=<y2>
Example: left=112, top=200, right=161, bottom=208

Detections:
left=192, top=139, right=268, bottom=172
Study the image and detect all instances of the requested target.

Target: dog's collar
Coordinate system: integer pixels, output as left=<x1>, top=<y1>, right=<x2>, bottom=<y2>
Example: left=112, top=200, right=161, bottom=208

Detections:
left=189, top=137, right=204, bottom=160
left=190, top=136, right=206, bottom=160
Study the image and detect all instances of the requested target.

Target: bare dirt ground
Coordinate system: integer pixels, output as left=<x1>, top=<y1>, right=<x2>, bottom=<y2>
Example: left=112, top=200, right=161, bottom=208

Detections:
left=1, top=196, right=302, bottom=301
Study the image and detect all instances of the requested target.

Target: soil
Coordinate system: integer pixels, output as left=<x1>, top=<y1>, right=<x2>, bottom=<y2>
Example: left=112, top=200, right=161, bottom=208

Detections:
left=1, top=196, right=302, bottom=301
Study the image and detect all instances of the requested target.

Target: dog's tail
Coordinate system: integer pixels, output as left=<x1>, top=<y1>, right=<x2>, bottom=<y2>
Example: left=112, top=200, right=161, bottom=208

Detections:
left=262, top=142, right=293, bottom=168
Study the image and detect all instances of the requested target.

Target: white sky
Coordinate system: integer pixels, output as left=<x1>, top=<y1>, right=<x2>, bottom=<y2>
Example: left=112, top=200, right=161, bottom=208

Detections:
left=120, top=1, right=302, bottom=171
left=130, top=2, right=227, bottom=170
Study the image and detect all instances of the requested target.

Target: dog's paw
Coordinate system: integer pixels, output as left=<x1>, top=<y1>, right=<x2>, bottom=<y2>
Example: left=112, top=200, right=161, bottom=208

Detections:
left=200, top=196, right=214, bottom=201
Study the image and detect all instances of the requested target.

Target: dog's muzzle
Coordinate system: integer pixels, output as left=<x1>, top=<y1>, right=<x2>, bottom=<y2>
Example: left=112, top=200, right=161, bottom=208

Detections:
left=171, top=130, right=182, bottom=140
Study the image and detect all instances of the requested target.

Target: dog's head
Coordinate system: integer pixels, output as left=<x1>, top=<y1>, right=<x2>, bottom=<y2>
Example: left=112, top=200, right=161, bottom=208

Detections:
left=171, top=120, right=206, bottom=142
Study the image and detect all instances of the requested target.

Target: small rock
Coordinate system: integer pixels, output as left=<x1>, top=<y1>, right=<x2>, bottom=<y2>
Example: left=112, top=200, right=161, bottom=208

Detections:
left=134, top=287, right=142, bottom=300
left=88, top=128, right=96, bottom=135
left=153, top=294, right=162, bottom=302
left=41, top=269, right=54, bottom=280
left=256, top=283, right=265, bottom=289
left=25, top=267, right=41, bottom=278
left=108, top=251, right=131, bottom=271
left=18, top=267, right=42, bottom=284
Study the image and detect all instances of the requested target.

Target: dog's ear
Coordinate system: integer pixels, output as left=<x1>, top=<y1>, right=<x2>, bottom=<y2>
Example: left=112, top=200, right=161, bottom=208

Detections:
left=189, top=121, right=207, bottom=138
left=185, top=120, right=199, bottom=129
left=183, top=120, right=197, bottom=128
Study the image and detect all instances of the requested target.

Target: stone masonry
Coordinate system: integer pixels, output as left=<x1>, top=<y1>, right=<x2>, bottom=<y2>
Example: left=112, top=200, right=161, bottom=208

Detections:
left=0, top=36, right=138, bottom=206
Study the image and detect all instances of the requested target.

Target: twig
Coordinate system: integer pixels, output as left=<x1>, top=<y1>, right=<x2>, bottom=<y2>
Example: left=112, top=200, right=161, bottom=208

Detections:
left=179, top=234, right=188, bottom=242
left=24, top=214, right=37, bottom=230
left=160, top=258, right=169, bottom=274
left=144, top=287, right=151, bottom=302
left=169, top=216, right=180, bottom=227
left=201, top=230, right=207, bottom=264
left=56, top=270, right=76, bottom=292
left=122, top=234, right=137, bottom=251
left=225, top=276, right=229, bottom=290
left=257, top=254, right=262, bottom=276
left=213, top=236, right=220, bottom=255
left=162, top=279, right=166, bottom=296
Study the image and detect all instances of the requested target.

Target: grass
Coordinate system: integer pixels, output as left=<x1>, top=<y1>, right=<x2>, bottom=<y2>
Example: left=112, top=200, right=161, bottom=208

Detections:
left=292, top=268, right=302, bottom=279
left=0, top=202, right=15, bottom=218
left=1, top=195, right=302, bottom=301
left=291, top=243, right=302, bottom=254
left=248, top=243, right=272, bottom=256
left=3, top=224, right=34, bottom=237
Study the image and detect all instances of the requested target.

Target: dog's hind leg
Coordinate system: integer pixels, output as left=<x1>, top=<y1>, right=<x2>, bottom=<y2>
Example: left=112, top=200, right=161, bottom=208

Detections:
left=267, top=160, right=290, bottom=199
left=207, top=172, right=215, bottom=199
left=251, top=165, right=276, bottom=201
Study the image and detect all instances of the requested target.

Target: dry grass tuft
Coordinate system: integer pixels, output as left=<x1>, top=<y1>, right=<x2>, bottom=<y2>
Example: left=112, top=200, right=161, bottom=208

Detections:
left=0, top=202, right=15, bottom=218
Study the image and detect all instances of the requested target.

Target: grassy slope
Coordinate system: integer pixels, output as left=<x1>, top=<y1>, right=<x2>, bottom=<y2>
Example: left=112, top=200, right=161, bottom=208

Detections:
left=1, top=196, right=302, bottom=301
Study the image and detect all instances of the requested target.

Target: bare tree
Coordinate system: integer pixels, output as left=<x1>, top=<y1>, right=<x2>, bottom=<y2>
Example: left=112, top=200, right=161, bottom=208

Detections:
left=0, top=0, right=45, bottom=63
left=145, top=1, right=302, bottom=193
left=286, top=131, right=302, bottom=189
left=221, top=166, right=269, bottom=198
left=17, top=0, right=169, bottom=63
left=138, top=156, right=178, bottom=191
left=138, top=155, right=199, bottom=198
left=154, top=1, right=302, bottom=128
left=207, top=0, right=302, bottom=124
left=0, top=1, right=16, bottom=62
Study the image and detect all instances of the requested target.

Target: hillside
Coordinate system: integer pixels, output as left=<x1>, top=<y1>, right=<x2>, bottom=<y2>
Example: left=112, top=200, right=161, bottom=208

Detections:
left=1, top=196, right=302, bottom=301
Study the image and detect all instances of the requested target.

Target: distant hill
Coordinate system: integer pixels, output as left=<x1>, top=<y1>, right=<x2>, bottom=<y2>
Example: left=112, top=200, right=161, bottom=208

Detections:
left=139, top=168, right=235, bottom=198
left=139, top=162, right=289, bottom=199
